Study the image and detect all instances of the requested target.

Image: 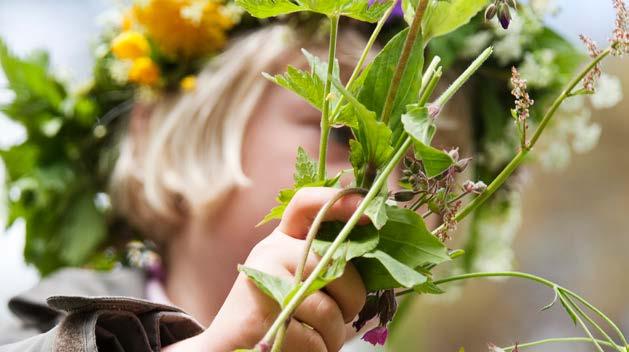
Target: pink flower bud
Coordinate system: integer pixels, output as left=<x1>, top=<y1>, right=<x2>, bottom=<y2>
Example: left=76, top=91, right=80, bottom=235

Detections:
left=362, top=326, right=388, bottom=346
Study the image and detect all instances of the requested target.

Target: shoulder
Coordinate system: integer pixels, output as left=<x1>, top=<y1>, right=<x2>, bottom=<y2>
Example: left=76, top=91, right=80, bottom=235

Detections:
left=2, top=267, right=204, bottom=349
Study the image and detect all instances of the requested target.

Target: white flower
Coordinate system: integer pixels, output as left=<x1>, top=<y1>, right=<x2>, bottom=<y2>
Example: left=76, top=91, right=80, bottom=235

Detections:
left=530, top=0, right=559, bottom=16
left=572, top=120, right=602, bottom=153
left=461, top=31, right=493, bottom=59
left=591, top=74, right=623, bottom=109
left=107, top=59, right=132, bottom=85
left=519, top=50, right=556, bottom=88
left=180, top=1, right=206, bottom=26
left=539, top=140, right=571, bottom=169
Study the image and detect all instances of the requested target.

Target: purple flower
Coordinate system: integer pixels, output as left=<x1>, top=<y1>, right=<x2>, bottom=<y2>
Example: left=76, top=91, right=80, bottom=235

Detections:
left=362, top=326, right=389, bottom=346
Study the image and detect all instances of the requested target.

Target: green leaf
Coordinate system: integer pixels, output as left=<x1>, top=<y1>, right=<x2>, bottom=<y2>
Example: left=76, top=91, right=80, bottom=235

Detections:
left=336, top=0, right=394, bottom=22
left=413, top=279, right=445, bottom=294
left=364, top=184, right=388, bottom=230
left=558, top=291, right=578, bottom=326
left=540, top=286, right=559, bottom=312
left=263, top=67, right=325, bottom=110
left=353, top=28, right=425, bottom=142
left=284, top=256, right=347, bottom=305
left=235, top=0, right=304, bottom=18
left=377, top=206, right=450, bottom=267
left=59, top=193, right=107, bottom=265
left=401, top=105, right=454, bottom=177
left=313, top=222, right=379, bottom=260
left=359, top=250, right=427, bottom=290
left=422, top=0, right=491, bottom=41
left=294, top=147, right=318, bottom=187
left=238, top=265, right=293, bottom=305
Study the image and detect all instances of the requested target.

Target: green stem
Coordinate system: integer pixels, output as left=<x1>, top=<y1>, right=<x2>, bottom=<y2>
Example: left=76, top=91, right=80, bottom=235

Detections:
left=271, top=187, right=367, bottom=351
left=562, top=293, right=623, bottom=352
left=434, top=47, right=494, bottom=107
left=501, top=337, right=621, bottom=351
left=260, top=137, right=413, bottom=346
left=433, top=48, right=612, bottom=235
left=380, top=0, right=428, bottom=126
left=329, top=3, right=395, bottom=122
left=317, top=15, right=339, bottom=181
left=558, top=293, right=605, bottom=352
left=293, top=187, right=367, bottom=283
left=562, top=288, right=629, bottom=348
left=418, top=56, right=442, bottom=99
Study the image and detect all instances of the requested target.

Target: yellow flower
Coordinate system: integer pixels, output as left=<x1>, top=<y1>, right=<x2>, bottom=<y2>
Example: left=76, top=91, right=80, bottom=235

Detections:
left=180, top=75, right=197, bottom=91
left=133, top=0, right=234, bottom=59
left=111, top=31, right=150, bottom=60
left=120, top=10, right=135, bottom=31
left=128, top=57, right=160, bottom=86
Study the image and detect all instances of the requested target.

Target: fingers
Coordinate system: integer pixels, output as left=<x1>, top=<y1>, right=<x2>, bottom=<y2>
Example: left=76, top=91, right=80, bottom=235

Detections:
left=278, top=187, right=369, bottom=239
left=283, top=318, right=327, bottom=352
left=274, top=235, right=366, bottom=322
left=293, top=291, right=346, bottom=352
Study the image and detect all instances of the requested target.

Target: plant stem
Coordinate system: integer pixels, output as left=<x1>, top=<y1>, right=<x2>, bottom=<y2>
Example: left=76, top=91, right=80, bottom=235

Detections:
left=433, top=48, right=612, bottom=235
left=435, top=46, right=494, bottom=108
left=260, top=137, right=413, bottom=346
left=501, top=337, right=621, bottom=351
left=317, top=15, right=339, bottom=181
left=380, top=0, right=428, bottom=126
left=562, top=293, right=624, bottom=352
left=329, top=3, right=396, bottom=122
left=271, top=187, right=367, bottom=351
left=294, top=187, right=367, bottom=283
left=418, top=56, right=442, bottom=99
left=558, top=293, right=605, bottom=352
left=562, top=288, right=629, bottom=348
left=395, top=271, right=627, bottom=350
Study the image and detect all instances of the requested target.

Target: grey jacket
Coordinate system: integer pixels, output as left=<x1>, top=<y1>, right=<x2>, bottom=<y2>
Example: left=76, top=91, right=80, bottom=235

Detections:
left=0, top=268, right=204, bottom=352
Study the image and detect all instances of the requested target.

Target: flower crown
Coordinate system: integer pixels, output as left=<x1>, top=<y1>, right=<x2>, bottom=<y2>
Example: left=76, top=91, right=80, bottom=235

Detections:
left=0, top=0, right=613, bottom=276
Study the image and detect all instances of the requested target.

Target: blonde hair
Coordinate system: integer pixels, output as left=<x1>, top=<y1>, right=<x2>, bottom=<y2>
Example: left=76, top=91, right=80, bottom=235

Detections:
left=110, top=24, right=370, bottom=242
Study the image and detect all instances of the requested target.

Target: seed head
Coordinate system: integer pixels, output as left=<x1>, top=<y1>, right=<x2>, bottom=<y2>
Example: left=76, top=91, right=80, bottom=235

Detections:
left=510, top=67, right=534, bottom=123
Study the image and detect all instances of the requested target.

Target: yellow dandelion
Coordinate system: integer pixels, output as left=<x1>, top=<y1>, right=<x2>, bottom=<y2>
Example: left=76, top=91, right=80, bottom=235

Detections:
left=133, top=0, right=234, bottom=60
left=111, top=31, right=150, bottom=60
left=180, top=75, right=197, bottom=91
left=128, top=57, right=160, bottom=86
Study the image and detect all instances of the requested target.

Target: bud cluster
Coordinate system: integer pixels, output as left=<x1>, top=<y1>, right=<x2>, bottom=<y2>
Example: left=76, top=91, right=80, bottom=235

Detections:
left=485, top=0, right=518, bottom=29
left=397, top=151, right=486, bottom=240
left=579, top=34, right=602, bottom=92
left=611, top=0, right=629, bottom=56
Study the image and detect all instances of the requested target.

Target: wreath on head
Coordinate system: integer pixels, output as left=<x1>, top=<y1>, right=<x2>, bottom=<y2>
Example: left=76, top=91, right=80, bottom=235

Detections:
left=0, top=0, right=620, bottom=276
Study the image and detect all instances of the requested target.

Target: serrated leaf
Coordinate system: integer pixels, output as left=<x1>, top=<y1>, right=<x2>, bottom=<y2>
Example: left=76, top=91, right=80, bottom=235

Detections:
left=313, top=222, right=379, bottom=260
left=422, top=0, right=491, bottom=41
left=263, top=67, right=325, bottom=110
left=401, top=104, right=454, bottom=177
left=378, top=206, right=450, bottom=267
left=235, top=0, right=304, bottom=18
left=359, top=250, right=427, bottom=290
left=294, top=147, right=318, bottom=187
left=238, top=265, right=293, bottom=305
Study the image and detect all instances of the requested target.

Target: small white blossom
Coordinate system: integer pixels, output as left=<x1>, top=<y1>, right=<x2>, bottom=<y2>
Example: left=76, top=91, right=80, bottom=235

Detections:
left=519, top=50, right=556, bottom=88
left=180, top=1, right=206, bottom=26
left=107, top=59, right=132, bottom=85
left=591, top=74, right=624, bottom=109
left=539, top=140, right=571, bottom=169
left=572, top=120, right=602, bottom=154
left=530, top=0, right=559, bottom=16
left=461, top=31, right=493, bottom=59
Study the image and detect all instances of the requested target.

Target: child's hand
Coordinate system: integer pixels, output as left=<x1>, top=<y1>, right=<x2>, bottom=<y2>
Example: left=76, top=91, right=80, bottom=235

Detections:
left=166, top=187, right=368, bottom=352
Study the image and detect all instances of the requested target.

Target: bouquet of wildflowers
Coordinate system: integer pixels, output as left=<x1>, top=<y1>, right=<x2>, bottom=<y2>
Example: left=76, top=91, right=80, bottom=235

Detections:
left=229, top=0, right=629, bottom=350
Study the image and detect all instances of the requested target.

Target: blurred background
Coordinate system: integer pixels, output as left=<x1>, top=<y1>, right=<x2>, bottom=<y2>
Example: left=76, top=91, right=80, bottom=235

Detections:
left=1, top=1, right=627, bottom=351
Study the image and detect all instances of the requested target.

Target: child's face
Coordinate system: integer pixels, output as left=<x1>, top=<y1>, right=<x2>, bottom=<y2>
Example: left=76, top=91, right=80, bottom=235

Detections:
left=206, top=82, right=354, bottom=260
